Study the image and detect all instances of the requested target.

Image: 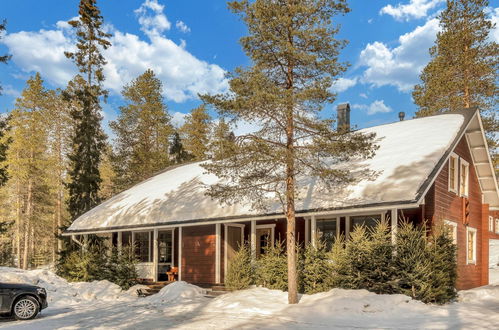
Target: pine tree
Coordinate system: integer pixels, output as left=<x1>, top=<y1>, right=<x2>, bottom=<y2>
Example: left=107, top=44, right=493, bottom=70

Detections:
left=0, top=116, right=9, bottom=187
left=45, top=89, right=73, bottom=262
left=64, top=0, right=111, bottom=219
left=169, top=131, right=192, bottom=164
left=413, top=0, right=498, bottom=171
left=180, top=104, right=212, bottom=160
left=201, top=0, right=376, bottom=304
left=1, top=73, right=53, bottom=269
left=255, top=240, right=288, bottom=291
left=210, top=118, right=235, bottom=160
left=110, top=69, right=173, bottom=191
left=0, top=20, right=11, bottom=94
left=99, top=144, right=117, bottom=201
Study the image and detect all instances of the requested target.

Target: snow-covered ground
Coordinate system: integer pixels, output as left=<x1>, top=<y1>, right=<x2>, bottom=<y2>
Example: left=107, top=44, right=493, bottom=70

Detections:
left=1, top=267, right=499, bottom=329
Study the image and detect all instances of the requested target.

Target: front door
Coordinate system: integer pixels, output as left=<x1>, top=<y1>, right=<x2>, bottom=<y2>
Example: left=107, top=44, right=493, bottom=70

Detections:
left=157, top=230, right=173, bottom=281
left=225, top=225, right=243, bottom=271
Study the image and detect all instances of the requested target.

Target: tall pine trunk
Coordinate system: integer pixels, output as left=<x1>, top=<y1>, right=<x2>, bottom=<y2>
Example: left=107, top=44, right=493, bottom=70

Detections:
left=23, top=178, right=33, bottom=269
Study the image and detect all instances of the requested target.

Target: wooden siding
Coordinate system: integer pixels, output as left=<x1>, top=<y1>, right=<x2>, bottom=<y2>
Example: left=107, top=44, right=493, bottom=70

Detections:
left=424, top=136, right=486, bottom=289
left=181, top=225, right=216, bottom=285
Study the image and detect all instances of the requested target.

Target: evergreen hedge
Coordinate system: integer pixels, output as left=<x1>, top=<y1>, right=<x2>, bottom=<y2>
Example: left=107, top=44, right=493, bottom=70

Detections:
left=226, top=221, right=457, bottom=304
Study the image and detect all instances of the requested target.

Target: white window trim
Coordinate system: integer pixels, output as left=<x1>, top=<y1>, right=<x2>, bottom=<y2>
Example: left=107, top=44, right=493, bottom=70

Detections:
left=444, top=220, right=458, bottom=245
left=466, top=227, right=477, bottom=265
left=157, top=229, right=175, bottom=266
left=256, top=224, right=276, bottom=252
left=495, top=218, right=499, bottom=235
left=448, top=153, right=459, bottom=194
left=459, top=158, right=470, bottom=197
left=489, top=216, right=495, bottom=232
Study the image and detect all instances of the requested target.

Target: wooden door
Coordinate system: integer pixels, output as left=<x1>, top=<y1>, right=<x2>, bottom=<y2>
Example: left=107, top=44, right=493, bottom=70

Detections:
left=226, top=225, right=243, bottom=269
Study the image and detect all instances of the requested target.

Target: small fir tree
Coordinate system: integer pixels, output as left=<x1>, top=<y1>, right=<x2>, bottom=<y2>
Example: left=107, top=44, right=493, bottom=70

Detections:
left=255, top=240, right=288, bottom=291
left=302, top=240, right=333, bottom=294
left=224, top=244, right=254, bottom=291
left=180, top=104, right=212, bottom=160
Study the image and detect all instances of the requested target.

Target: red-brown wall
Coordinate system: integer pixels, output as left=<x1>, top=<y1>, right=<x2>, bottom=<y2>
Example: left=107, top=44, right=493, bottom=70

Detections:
left=424, top=136, right=487, bottom=289
left=181, top=225, right=216, bottom=285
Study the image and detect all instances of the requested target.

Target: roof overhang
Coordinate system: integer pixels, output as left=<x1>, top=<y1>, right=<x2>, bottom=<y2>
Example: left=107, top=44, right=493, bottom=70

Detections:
left=62, top=200, right=420, bottom=235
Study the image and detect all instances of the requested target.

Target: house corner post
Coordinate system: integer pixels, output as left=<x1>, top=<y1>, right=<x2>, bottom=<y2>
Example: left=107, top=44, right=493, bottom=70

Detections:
left=311, top=215, right=317, bottom=248
left=117, top=231, right=122, bottom=253
left=391, top=208, right=398, bottom=244
left=178, top=227, right=182, bottom=281
left=481, top=204, right=490, bottom=285
left=215, top=223, right=221, bottom=284
left=153, top=229, right=158, bottom=282
left=250, top=220, right=256, bottom=259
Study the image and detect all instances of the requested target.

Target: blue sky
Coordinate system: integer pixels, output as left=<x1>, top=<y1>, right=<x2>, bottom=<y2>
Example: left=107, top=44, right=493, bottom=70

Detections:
left=0, top=0, right=497, bottom=135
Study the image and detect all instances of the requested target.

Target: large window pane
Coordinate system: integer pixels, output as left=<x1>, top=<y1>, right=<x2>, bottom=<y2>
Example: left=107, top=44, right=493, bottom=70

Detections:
left=158, top=231, right=173, bottom=263
left=135, top=232, right=151, bottom=262
left=350, top=215, right=381, bottom=231
left=317, top=218, right=337, bottom=249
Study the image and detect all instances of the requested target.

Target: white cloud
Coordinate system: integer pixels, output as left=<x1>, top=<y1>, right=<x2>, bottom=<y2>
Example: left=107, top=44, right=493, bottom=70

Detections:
left=134, top=0, right=171, bottom=37
left=358, top=18, right=439, bottom=92
left=380, top=0, right=444, bottom=21
left=2, top=1, right=228, bottom=103
left=359, top=93, right=368, bottom=99
left=171, top=111, right=187, bottom=128
left=1, top=85, right=21, bottom=98
left=330, top=77, right=358, bottom=93
left=176, top=20, right=190, bottom=33
left=490, top=8, right=499, bottom=42
left=352, top=100, right=392, bottom=115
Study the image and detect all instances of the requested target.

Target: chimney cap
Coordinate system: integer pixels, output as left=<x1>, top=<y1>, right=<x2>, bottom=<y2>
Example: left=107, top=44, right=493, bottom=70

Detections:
left=398, top=111, right=405, bottom=121
left=337, top=103, right=351, bottom=111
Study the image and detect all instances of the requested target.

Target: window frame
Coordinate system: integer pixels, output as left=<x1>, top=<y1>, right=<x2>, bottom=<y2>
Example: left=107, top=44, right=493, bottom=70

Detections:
left=444, top=220, right=458, bottom=244
left=466, top=227, right=477, bottom=265
left=448, top=153, right=459, bottom=194
left=489, top=216, right=495, bottom=232
left=459, top=158, right=470, bottom=197
left=495, top=219, right=499, bottom=235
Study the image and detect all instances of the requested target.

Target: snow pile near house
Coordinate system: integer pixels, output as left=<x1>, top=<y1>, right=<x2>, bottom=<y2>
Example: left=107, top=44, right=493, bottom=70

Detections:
left=209, top=287, right=426, bottom=321
left=145, top=281, right=206, bottom=304
left=0, top=267, right=139, bottom=306
left=458, top=284, right=499, bottom=303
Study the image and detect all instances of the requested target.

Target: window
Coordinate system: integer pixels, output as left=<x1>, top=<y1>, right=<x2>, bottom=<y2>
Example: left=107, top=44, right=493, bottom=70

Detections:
left=444, top=220, right=457, bottom=244
left=350, top=215, right=381, bottom=231
left=316, top=218, right=338, bottom=249
left=158, top=231, right=173, bottom=264
left=448, top=153, right=459, bottom=193
left=134, top=231, right=151, bottom=262
left=466, top=227, right=477, bottom=264
left=459, top=159, right=469, bottom=197
left=496, top=219, right=499, bottom=235
left=490, top=216, right=495, bottom=232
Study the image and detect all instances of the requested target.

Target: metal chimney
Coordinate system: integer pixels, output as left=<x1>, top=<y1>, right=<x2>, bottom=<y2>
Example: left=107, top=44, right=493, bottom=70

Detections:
left=398, top=111, right=405, bottom=121
left=337, top=103, right=351, bottom=132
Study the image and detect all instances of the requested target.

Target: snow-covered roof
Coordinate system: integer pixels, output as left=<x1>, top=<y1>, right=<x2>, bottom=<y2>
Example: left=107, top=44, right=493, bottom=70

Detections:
left=67, top=109, right=497, bottom=233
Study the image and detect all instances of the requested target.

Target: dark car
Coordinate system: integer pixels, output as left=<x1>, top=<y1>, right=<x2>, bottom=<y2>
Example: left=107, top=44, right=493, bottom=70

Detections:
left=0, top=283, right=48, bottom=320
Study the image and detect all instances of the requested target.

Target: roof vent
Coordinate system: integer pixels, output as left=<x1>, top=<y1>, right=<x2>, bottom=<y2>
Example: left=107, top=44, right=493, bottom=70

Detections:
left=398, top=111, right=405, bottom=121
left=337, top=103, right=351, bottom=132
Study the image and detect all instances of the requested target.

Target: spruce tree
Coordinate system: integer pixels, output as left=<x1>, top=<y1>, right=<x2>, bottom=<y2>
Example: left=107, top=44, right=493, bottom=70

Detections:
left=302, top=240, right=334, bottom=294
left=65, top=0, right=110, bottom=219
left=180, top=104, right=212, bottom=160
left=169, top=131, right=192, bottom=164
left=110, top=69, right=173, bottom=191
left=225, top=244, right=254, bottom=290
left=201, top=0, right=376, bottom=303
left=413, top=0, right=498, bottom=171
left=0, top=20, right=11, bottom=94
